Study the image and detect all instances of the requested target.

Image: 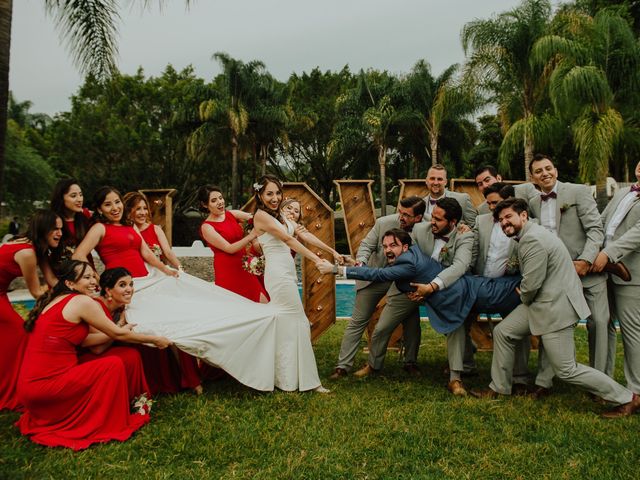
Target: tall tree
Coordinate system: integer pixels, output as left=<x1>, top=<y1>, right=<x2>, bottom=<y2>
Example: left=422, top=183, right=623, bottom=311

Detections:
left=532, top=7, right=640, bottom=206
left=462, top=0, right=559, bottom=179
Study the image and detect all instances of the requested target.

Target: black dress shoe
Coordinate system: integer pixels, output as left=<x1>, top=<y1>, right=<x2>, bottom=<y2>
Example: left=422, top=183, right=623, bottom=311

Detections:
left=329, top=368, right=347, bottom=380
left=403, top=363, right=421, bottom=376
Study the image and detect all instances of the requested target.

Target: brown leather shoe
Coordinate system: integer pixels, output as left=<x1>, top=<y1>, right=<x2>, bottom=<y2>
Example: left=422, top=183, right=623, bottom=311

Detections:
left=530, top=386, right=552, bottom=400
left=353, top=364, right=379, bottom=378
left=403, top=363, right=421, bottom=376
left=470, top=388, right=501, bottom=399
left=329, top=368, right=347, bottom=380
left=601, top=393, right=640, bottom=418
left=603, top=261, right=632, bottom=282
left=447, top=379, right=468, bottom=397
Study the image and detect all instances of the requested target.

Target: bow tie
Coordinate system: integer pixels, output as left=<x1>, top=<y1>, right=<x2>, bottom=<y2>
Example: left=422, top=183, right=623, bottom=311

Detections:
left=434, top=234, right=449, bottom=242
left=540, top=191, right=557, bottom=201
left=630, top=184, right=640, bottom=193
left=513, top=236, right=520, bottom=242
left=428, top=198, right=438, bottom=205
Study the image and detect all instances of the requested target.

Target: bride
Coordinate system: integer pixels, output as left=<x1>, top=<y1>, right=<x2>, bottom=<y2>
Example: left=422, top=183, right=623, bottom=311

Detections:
left=251, top=174, right=336, bottom=393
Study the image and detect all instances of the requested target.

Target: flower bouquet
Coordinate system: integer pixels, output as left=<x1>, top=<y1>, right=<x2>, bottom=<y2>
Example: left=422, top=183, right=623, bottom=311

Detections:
left=242, top=252, right=265, bottom=276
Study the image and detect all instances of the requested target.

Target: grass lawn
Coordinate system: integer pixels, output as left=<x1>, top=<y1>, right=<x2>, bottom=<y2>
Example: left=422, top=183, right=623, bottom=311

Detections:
left=1, top=321, right=638, bottom=479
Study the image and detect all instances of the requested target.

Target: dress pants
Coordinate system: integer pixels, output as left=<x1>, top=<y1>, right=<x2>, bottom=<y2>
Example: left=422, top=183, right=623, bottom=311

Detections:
left=368, top=293, right=420, bottom=370
left=609, top=284, right=640, bottom=393
left=584, top=281, right=616, bottom=376
left=490, top=304, right=632, bottom=405
left=335, top=281, right=390, bottom=371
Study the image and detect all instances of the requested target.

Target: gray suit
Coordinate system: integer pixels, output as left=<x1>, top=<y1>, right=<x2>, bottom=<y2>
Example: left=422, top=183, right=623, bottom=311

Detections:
left=601, top=186, right=640, bottom=393
left=516, top=181, right=614, bottom=375
left=335, top=214, right=420, bottom=371
left=424, top=190, right=478, bottom=228
left=366, top=222, right=474, bottom=372
left=477, top=201, right=491, bottom=215
left=489, top=222, right=632, bottom=405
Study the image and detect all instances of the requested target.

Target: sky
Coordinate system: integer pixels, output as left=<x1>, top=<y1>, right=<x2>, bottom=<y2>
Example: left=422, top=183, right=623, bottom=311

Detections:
left=11, top=0, right=529, bottom=115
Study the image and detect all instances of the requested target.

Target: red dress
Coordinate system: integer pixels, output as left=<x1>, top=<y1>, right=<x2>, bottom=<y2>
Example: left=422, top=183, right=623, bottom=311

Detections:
left=78, top=300, right=151, bottom=400
left=16, top=294, right=149, bottom=450
left=96, top=224, right=201, bottom=393
left=140, top=224, right=162, bottom=259
left=59, top=208, right=93, bottom=270
left=95, top=223, right=148, bottom=277
left=0, top=243, right=31, bottom=411
left=201, top=212, right=266, bottom=302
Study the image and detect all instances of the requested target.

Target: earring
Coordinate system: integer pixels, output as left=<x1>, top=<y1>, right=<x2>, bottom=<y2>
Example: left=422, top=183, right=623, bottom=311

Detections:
left=106, top=295, right=113, bottom=301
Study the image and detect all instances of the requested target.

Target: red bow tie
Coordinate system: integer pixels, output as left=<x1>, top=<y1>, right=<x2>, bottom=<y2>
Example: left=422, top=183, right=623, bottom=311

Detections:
left=540, top=191, right=557, bottom=201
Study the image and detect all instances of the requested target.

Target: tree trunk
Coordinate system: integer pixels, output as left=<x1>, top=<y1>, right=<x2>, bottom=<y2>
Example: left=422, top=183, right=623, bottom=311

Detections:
left=378, top=144, right=387, bottom=217
left=260, top=143, right=268, bottom=176
left=595, top=167, right=609, bottom=212
left=231, top=136, right=238, bottom=208
left=0, top=0, right=12, bottom=205
left=430, top=132, right=438, bottom=166
left=524, top=132, right=534, bottom=182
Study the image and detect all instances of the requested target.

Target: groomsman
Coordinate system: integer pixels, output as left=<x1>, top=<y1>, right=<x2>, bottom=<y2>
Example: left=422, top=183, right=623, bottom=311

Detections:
left=592, top=160, right=640, bottom=394
left=474, top=165, right=503, bottom=214
left=515, top=154, right=614, bottom=377
left=424, top=164, right=478, bottom=227
left=354, top=198, right=474, bottom=394
left=472, top=198, right=640, bottom=418
left=471, top=182, right=530, bottom=386
left=329, top=196, right=426, bottom=379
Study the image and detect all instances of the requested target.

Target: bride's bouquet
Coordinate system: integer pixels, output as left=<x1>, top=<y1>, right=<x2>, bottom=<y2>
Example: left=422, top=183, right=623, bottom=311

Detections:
left=242, top=252, right=265, bottom=276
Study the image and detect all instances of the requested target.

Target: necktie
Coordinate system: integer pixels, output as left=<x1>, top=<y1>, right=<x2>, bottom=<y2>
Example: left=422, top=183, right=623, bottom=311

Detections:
left=540, top=191, right=557, bottom=202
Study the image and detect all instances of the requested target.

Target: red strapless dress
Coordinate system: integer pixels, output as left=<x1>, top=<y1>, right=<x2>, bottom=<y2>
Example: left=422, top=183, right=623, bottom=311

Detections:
left=201, top=212, right=266, bottom=302
left=16, top=294, right=149, bottom=450
left=95, top=223, right=148, bottom=278
left=0, top=243, right=31, bottom=411
left=78, top=300, right=151, bottom=400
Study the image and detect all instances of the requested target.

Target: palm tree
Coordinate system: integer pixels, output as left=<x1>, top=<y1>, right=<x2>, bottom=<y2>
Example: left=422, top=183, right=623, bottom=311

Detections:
left=532, top=7, right=640, bottom=206
left=189, top=53, right=265, bottom=207
left=462, top=0, right=557, bottom=179
left=0, top=0, right=192, bottom=202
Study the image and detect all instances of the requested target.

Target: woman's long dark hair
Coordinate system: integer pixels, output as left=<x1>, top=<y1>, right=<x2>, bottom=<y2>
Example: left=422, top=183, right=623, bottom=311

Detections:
left=14, top=209, right=62, bottom=264
left=50, top=178, right=90, bottom=246
left=197, top=185, right=223, bottom=215
left=253, top=174, right=283, bottom=221
left=91, top=186, right=124, bottom=224
left=25, top=260, right=92, bottom=332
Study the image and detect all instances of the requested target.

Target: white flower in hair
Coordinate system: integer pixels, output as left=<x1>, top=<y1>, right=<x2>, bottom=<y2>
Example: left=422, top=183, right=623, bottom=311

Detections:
left=253, top=182, right=263, bottom=192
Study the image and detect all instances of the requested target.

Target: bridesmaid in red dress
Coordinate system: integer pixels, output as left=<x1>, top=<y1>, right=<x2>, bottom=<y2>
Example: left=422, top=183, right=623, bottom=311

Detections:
left=122, top=191, right=182, bottom=270
left=198, top=185, right=268, bottom=303
left=50, top=178, right=92, bottom=271
left=78, top=267, right=151, bottom=400
left=16, top=260, right=171, bottom=450
left=0, top=210, right=63, bottom=411
left=73, top=187, right=201, bottom=395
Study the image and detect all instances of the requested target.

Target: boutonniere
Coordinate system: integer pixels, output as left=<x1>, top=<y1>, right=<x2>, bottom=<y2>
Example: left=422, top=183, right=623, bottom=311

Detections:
left=505, top=254, right=520, bottom=275
left=439, top=246, right=451, bottom=265
left=560, top=203, right=577, bottom=214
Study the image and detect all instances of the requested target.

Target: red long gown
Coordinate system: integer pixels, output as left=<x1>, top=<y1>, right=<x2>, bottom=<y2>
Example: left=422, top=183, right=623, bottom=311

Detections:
left=78, top=300, right=151, bottom=400
left=16, top=294, right=149, bottom=450
left=0, top=243, right=31, bottom=411
left=201, top=211, right=267, bottom=302
left=96, top=222, right=201, bottom=393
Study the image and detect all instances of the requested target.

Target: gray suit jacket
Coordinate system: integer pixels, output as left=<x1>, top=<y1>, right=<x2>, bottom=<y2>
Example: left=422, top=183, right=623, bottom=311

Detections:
left=515, top=180, right=605, bottom=288
left=517, top=222, right=591, bottom=335
left=601, top=186, right=640, bottom=286
left=477, top=201, right=491, bottom=215
left=354, top=213, right=401, bottom=291
left=424, top=190, right=478, bottom=228
left=472, top=213, right=518, bottom=276
left=412, top=222, right=474, bottom=288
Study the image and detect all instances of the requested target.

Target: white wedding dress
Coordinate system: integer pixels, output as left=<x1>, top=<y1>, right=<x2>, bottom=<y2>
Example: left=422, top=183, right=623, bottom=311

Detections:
left=126, top=215, right=321, bottom=392
left=259, top=216, right=321, bottom=391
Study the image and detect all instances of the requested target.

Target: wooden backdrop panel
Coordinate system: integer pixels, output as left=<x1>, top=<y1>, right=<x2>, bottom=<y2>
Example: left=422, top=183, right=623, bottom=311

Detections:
left=243, top=183, right=336, bottom=342
left=450, top=178, right=523, bottom=207
left=140, top=189, right=177, bottom=245
left=335, top=180, right=402, bottom=351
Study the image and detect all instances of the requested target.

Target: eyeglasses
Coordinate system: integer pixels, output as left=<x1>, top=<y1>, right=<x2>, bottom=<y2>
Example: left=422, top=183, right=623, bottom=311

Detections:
left=398, top=212, right=416, bottom=219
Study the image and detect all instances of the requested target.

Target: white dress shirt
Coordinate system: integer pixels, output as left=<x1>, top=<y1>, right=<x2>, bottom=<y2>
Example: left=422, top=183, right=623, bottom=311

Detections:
left=483, top=222, right=512, bottom=278
left=605, top=188, right=639, bottom=244
left=539, top=183, right=559, bottom=235
left=425, top=194, right=445, bottom=216
left=431, top=237, right=447, bottom=289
